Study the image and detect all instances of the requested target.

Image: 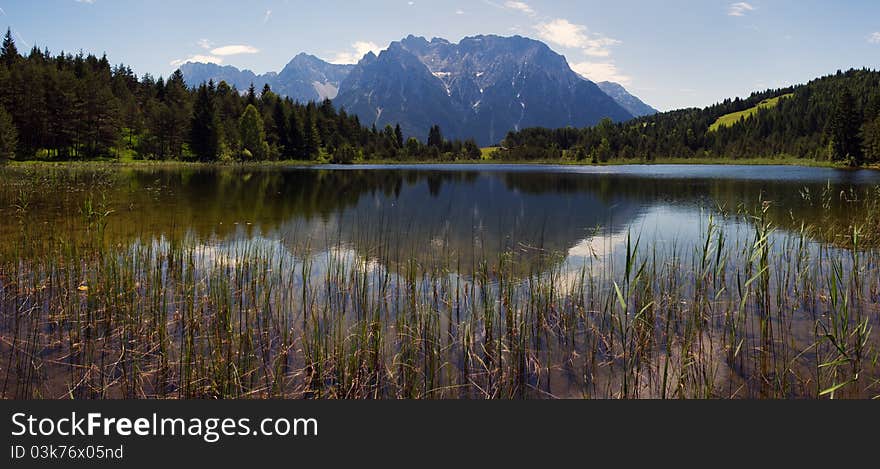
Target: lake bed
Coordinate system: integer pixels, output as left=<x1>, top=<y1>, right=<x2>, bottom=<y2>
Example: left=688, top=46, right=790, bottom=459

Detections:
left=2, top=164, right=879, bottom=398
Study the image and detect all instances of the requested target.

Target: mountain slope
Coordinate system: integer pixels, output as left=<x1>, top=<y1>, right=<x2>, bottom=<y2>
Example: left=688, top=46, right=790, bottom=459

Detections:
left=181, top=34, right=643, bottom=145
left=272, top=54, right=354, bottom=100
left=179, top=55, right=352, bottom=102
left=499, top=68, right=880, bottom=164
left=597, top=81, right=657, bottom=117
left=335, top=35, right=633, bottom=145
left=334, top=46, right=465, bottom=140
left=178, top=63, right=266, bottom=93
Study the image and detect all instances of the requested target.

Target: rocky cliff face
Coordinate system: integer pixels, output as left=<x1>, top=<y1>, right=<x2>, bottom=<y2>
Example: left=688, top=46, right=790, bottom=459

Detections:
left=335, top=35, right=633, bottom=145
left=182, top=34, right=645, bottom=145
left=180, top=54, right=352, bottom=102
left=597, top=81, right=657, bottom=117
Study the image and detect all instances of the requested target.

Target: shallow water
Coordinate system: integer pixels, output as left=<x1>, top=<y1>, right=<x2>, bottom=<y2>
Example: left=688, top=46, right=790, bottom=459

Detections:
left=2, top=164, right=879, bottom=266
left=1, top=164, right=879, bottom=399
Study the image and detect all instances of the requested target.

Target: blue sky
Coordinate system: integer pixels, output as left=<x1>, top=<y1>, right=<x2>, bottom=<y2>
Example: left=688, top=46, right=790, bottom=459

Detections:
left=1, top=0, right=879, bottom=110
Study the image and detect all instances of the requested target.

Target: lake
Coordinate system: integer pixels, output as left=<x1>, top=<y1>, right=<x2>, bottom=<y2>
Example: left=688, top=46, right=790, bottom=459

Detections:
left=1, top=164, right=879, bottom=399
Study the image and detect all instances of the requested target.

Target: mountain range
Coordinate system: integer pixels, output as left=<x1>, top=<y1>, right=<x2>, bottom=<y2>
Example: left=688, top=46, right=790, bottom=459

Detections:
left=180, top=34, right=657, bottom=146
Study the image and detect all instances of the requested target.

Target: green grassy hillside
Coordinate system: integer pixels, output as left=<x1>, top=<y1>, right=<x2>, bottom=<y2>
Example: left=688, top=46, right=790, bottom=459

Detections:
left=709, top=93, right=794, bottom=132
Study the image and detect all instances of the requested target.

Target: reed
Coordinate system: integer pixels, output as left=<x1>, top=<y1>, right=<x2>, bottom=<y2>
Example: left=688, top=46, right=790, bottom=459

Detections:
left=1, top=187, right=879, bottom=399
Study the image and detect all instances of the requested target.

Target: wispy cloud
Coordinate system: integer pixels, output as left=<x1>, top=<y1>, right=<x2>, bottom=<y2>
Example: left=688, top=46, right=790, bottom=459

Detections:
left=171, top=43, right=259, bottom=67
left=0, top=7, right=6, bottom=16
left=727, top=2, right=755, bottom=17
left=583, top=36, right=621, bottom=57
left=75, top=0, right=96, bottom=3
left=535, top=19, right=620, bottom=57
left=504, top=1, right=535, bottom=16
left=455, top=9, right=465, bottom=15
left=12, top=29, right=28, bottom=48
left=571, top=61, right=631, bottom=86
left=263, top=9, right=272, bottom=23
left=170, top=54, right=223, bottom=67
left=330, top=41, right=383, bottom=64
left=210, top=45, right=260, bottom=56
left=496, top=1, right=632, bottom=85
left=535, top=18, right=588, bottom=48
left=869, top=32, right=880, bottom=44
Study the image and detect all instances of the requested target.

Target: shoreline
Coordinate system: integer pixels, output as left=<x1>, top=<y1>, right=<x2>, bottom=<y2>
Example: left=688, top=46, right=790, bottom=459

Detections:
left=2, top=156, right=877, bottom=170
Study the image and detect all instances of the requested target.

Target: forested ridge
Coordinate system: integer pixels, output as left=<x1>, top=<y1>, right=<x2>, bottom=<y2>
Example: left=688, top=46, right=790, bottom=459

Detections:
left=0, top=29, right=480, bottom=163
left=1, top=29, right=879, bottom=166
left=499, top=68, right=880, bottom=166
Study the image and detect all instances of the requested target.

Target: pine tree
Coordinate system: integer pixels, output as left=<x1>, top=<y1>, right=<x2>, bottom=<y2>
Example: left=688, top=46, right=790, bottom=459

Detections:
left=304, top=108, right=321, bottom=159
left=394, top=124, right=404, bottom=149
left=827, top=90, right=863, bottom=165
left=190, top=83, right=220, bottom=161
left=427, top=125, right=443, bottom=148
left=287, top=109, right=305, bottom=158
left=0, top=105, right=17, bottom=160
left=862, top=117, right=880, bottom=164
left=246, top=83, right=257, bottom=106
left=1, top=28, right=18, bottom=68
left=272, top=99, right=289, bottom=154
left=239, top=104, right=266, bottom=160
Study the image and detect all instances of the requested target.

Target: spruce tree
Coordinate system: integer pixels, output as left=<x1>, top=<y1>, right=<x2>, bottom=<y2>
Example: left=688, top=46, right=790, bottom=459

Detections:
left=287, top=109, right=305, bottom=159
left=427, top=125, right=443, bottom=148
left=190, top=83, right=220, bottom=161
left=246, top=83, right=257, bottom=106
left=862, top=117, right=880, bottom=164
left=827, top=90, right=863, bottom=164
left=394, top=124, right=404, bottom=149
left=1, top=28, right=18, bottom=68
left=273, top=99, right=288, bottom=153
left=304, top=108, right=321, bottom=159
left=0, top=105, right=17, bottom=160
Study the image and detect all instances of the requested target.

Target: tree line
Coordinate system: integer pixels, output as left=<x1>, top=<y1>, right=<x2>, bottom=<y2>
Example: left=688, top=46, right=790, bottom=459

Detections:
left=498, top=68, right=880, bottom=166
left=3, top=29, right=878, bottom=166
left=0, top=29, right=482, bottom=163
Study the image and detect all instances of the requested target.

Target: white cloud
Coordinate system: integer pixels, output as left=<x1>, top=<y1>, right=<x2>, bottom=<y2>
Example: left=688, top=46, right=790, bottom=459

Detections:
left=210, top=44, right=260, bottom=56
left=504, top=1, right=535, bottom=16
left=75, top=0, right=95, bottom=3
left=498, top=2, right=635, bottom=86
left=170, top=54, right=223, bottom=67
left=408, top=1, right=414, bottom=5
left=727, top=2, right=755, bottom=17
left=535, top=18, right=588, bottom=48
left=571, top=61, right=631, bottom=86
left=535, top=18, right=620, bottom=56
left=869, top=32, right=880, bottom=44
left=171, top=43, right=258, bottom=67
left=263, top=9, right=272, bottom=23
left=456, top=9, right=465, bottom=15
left=330, top=41, right=383, bottom=64
left=582, top=36, right=622, bottom=57
left=0, top=7, right=6, bottom=16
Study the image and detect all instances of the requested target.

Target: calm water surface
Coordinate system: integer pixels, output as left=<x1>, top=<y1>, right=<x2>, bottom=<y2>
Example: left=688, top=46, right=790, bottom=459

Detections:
left=2, top=164, right=879, bottom=269
left=2, top=164, right=879, bottom=399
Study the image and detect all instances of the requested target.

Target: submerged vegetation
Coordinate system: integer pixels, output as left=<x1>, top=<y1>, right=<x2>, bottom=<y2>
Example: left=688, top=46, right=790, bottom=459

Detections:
left=1, top=167, right=879, bottom=399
